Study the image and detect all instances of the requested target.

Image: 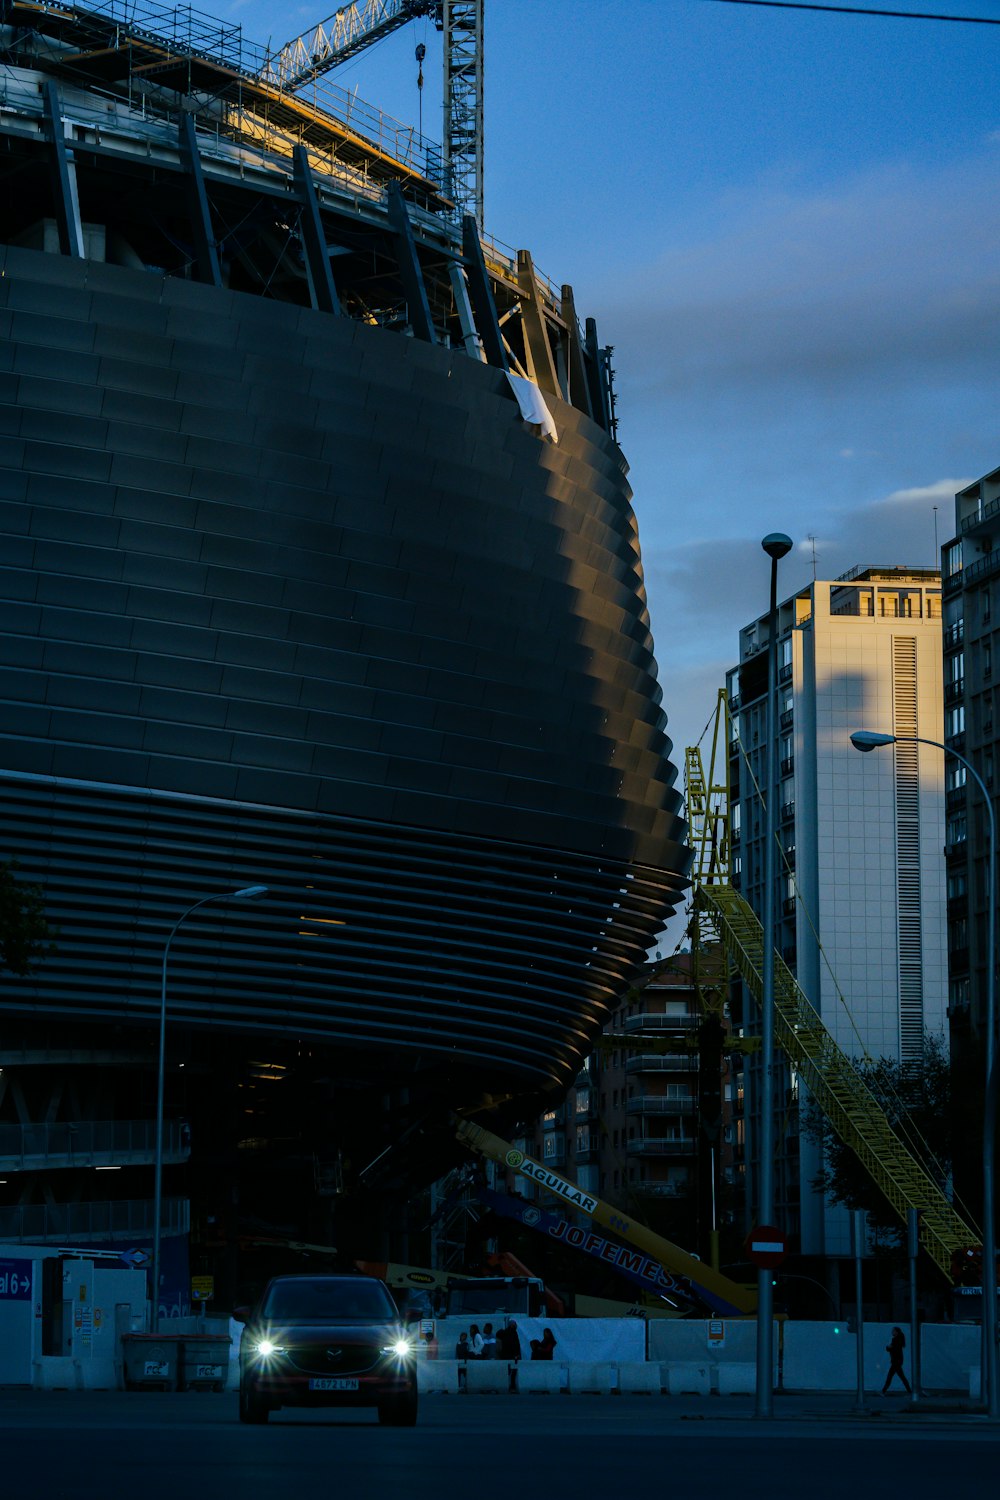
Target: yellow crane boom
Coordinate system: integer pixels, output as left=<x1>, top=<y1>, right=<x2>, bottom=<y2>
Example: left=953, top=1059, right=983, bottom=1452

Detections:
left=455, top=1117, right=756, bottom=1316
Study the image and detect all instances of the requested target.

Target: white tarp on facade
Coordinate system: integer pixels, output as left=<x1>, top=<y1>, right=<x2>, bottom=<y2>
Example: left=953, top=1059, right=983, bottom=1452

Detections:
left=506, top=373, right=559, bottom=443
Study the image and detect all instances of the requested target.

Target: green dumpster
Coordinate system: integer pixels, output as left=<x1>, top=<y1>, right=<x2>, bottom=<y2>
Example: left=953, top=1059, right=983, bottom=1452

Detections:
left=180, top=1334, right=231, bottom=1392
left=122, top=1333, right=182, bottom=1391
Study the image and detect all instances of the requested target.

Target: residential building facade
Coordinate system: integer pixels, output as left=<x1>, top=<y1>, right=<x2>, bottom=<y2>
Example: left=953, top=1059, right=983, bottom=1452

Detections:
left=942, top=465, right=1000, bottom=1061
left=728, top=566, right=947, bottom=1264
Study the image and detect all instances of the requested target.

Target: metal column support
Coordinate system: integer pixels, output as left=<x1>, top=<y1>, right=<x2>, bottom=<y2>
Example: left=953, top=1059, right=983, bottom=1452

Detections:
left=43, top=82, right=85, bottom=259
left=516, top=250, right=559, bottom=398
left=560, top=285, right=593, bottom=420
left=386, top=181, right=435, bottom=344
left=447, top=261, right=486, bottom=361
left=178, top=114, right=222, bottom=289
left=584, top=317, right=611, bottom=434
left=292, top=146, right=343, bottom=316
left=461, top=216, right=506, bottom=369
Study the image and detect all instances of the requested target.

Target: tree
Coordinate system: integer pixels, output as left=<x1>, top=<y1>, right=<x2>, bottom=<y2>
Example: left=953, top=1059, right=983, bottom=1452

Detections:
left=0, top=859, right=55, bottom=975
left=803, top=1034, right=953, bottom=1245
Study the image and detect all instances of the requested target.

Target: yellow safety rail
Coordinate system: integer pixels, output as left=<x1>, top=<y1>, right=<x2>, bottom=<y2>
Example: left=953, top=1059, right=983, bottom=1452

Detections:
left=696, top=881, right=978, bottom=1280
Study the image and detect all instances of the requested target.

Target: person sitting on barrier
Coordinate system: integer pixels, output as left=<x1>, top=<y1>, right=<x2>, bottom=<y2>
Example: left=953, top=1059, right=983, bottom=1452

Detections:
left=481, top=1323, right=497, bottom=1359
left=455, top=1330, right=470, bottom=1361
left=529, top=1327, right=557, bottom=1361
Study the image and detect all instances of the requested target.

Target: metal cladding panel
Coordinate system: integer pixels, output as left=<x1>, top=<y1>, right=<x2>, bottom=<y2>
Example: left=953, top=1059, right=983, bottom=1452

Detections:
left=0, top=246, right=688, bottom=1099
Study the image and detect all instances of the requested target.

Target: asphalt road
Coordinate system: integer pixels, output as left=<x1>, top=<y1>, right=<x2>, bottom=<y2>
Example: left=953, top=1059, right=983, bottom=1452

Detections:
left=3, top=1392, right=999, bottom=1500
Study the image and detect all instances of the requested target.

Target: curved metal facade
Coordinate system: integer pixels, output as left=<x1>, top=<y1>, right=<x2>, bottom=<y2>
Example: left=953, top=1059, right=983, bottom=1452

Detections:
left=0, top=244, right=687, bottom=1106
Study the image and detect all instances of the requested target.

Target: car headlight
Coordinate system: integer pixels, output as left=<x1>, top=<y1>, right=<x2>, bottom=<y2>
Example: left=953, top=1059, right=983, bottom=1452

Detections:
left=382, top=1339, right=413, bottom=1358
left=255, top=1340, right=286, bottom=1357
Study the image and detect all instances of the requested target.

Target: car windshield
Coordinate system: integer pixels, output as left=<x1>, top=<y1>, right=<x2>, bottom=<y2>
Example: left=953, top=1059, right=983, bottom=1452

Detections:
left=260, top=1278, right=397, bottom=1322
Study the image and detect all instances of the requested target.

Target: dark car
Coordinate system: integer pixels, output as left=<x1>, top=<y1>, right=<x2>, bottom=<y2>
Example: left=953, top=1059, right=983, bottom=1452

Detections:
left=235, top=1274, right=418, bottom=1425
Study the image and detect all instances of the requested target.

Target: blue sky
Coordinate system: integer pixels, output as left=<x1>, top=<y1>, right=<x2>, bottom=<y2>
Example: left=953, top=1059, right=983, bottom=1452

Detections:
left=231, top=0, right=999, bottom=892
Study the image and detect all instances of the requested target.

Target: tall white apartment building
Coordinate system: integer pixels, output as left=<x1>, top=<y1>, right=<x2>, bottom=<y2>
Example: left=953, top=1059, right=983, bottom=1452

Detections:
left=727, top=566, right=947, bottom=1265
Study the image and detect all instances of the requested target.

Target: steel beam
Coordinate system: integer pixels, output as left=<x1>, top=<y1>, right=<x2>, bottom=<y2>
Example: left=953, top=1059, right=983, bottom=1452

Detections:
left=386, top=181, right=435, bottom=343
left=516, top=250, right=559, bottom=398
left=178, top=114, right=222, bottom=289
left=293, top=146, right=343, bottom=316
left=461, top=216, right=506, bottom=370
left=584, top=318, right=612, bottom=434
left=560, top=285, right=593, bottom=419
left=43, top=82, right=85, bottom=260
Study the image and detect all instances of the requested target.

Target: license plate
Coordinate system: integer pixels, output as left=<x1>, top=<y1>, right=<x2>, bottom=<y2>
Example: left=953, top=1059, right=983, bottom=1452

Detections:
left=309, top=1378, right=359, bottom=1391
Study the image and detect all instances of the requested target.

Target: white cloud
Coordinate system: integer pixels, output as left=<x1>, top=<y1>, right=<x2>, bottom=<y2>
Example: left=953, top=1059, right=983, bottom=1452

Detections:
left=880, top=479, right=972, bottom=507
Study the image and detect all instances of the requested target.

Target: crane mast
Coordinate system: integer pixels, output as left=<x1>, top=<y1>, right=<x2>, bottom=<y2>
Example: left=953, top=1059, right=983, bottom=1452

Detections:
left=262, top=0, right=485, bottom=225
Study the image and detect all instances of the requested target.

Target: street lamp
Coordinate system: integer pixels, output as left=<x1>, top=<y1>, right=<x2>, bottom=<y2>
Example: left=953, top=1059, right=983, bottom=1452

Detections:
left=151, top=884, right=268, bottom=1332
left=851, top=727, right=997, bottom=1418
left=756, top=531, right=793, bottom=1420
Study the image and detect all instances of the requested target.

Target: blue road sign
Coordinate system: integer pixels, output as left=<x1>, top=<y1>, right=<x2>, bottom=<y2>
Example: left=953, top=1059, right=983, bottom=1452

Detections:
left=0, top=1259, right=32, bottom=1300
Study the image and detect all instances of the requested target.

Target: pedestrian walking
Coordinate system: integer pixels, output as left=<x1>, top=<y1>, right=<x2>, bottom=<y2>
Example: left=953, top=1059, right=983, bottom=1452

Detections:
left=882, top=1326, right=912, bottom=1395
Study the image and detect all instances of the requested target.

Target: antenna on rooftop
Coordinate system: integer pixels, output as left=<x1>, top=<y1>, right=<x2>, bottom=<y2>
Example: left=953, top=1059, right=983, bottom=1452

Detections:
left=808, top=534, right=817, bottom=582
left=933, top=505, right=939, bottom=565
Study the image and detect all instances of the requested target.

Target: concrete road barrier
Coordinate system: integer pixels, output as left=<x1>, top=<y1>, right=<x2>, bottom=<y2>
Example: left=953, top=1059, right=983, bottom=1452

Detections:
left=567, top=1362, right=614, bottom=1394
left=618, top=1362, right=662, bottom=1394
left=667, top=1363, right=711, bottom=1396
left=465, top=1360, right=512, bottom=1394
left=417, top=1360, right=461, bottom=1394
left=516, top=1364, right=563, bottom=1394
left=717, top=1363, right=756, bottom=1395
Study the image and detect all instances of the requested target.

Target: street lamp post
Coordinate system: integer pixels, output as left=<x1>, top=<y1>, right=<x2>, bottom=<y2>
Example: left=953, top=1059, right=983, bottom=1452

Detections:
left=756, top=531, right=793, bottom=1419
left=150, top=883, right=268, bottom=1333
left=851, top=727, right=997, bottom=1419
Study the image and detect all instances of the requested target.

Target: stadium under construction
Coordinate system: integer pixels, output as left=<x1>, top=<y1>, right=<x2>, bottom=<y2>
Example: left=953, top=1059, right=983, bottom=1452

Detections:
left=0, top=0, right=690, bottom=1309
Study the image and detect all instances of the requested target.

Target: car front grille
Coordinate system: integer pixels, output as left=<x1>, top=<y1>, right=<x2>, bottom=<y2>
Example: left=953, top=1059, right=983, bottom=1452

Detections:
left=286, top=1342, right=383, bottom=1378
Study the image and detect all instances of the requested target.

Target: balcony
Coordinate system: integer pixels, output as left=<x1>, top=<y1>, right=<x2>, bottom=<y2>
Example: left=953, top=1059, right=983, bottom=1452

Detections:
left=960, top=495, right=1000, bottom=534
left=573, top=1136, right=600, bottom=1162
left=945, top=679, right=965, bottom=704
left=625, top=1139, right=697, bottom=1157
left=783, top=897, right=796, bottom=916
left=781, top=801, right=795, bottom=822
left=779, top=756, right=794, bottom=776
left=780, top=708, right=793, bottom=730
left=0, top=1197, right=189, bottom=1243
left=944, top=621, right=965, bottom=649
left=0, top=1119, right=190, bottom=1172
left=947, top=548, right=1000, bottom=594
left=626, top=1097, right=694, bottom=1116
left=626, top=1055, right=697, bottom=1074
left=779, top=663, right=793, bottom=683
left=623, top=1013, right=700, bottom=1033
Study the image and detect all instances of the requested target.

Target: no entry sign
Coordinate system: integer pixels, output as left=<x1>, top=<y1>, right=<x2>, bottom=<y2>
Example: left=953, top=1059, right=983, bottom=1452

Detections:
left=746, top=1226, right=787, bottom=1268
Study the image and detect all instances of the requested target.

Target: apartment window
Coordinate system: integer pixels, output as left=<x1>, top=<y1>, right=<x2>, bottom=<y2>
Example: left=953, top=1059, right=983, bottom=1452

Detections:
left=946, top=705, right=965, bottom=738
left=946, top=763, right=967, bottom=792
left=985, top=642, right=993, bottom=680
left=947, top=870, right=968, bottom=900
left=943, top=539, right=963, bottom=578
left=575, top=1090, right=590, bottom=1115
left=947, top=652, right=964, bottom=685
left=779, top=637, right=792, bottom=670
left=946, top=814, right=967, bottom=846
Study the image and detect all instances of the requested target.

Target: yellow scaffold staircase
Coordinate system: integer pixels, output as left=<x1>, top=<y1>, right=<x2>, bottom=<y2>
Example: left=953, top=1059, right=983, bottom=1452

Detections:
left=686, top=693, right=978, bottom=1282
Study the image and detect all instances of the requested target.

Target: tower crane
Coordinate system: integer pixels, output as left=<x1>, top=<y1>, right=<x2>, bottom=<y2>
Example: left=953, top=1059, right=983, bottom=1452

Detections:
left=259, top=0, right=484, bottom=226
